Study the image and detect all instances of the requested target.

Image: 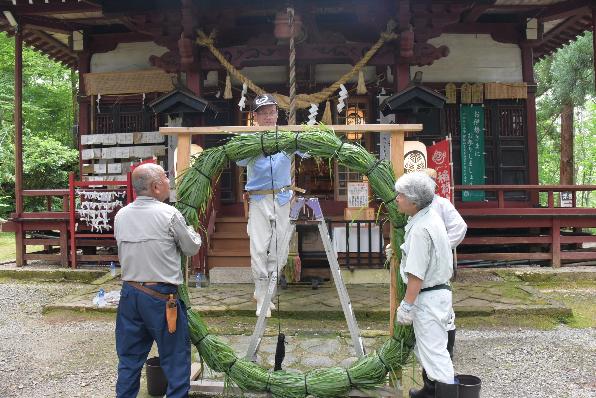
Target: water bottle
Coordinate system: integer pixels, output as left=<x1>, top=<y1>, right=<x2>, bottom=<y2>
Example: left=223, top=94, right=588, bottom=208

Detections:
left=110, top=261, right=116, bottom=277
left=96, top=288, right=106, bottom=307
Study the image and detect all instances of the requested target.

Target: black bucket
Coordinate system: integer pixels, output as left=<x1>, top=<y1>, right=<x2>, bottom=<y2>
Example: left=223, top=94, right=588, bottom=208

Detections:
left=146, top=356, right=167, bottom=396
left=457, top=374, right=481, bottom=398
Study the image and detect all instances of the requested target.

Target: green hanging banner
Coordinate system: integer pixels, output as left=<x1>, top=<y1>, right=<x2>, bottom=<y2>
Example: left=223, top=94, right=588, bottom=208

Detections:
left=460, top=105, right=485, bottom=201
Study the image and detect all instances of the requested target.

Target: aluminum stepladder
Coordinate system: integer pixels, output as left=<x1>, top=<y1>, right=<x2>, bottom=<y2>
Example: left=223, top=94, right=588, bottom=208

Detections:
left=246, top=197, right=366, bottom=361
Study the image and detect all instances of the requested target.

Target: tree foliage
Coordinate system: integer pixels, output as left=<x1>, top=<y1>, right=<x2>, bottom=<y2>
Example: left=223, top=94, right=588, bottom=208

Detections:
left=0, top=32, right=77, bottom=216
left=535, top=31, right=595, bottom=198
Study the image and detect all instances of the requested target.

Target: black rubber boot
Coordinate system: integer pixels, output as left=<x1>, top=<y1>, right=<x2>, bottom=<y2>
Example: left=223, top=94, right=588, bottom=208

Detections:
left=409, top=369, right=435, bottom=398
left=435, top=381, right=459, bottom=398
left=447, top=329, right=456, bottom=359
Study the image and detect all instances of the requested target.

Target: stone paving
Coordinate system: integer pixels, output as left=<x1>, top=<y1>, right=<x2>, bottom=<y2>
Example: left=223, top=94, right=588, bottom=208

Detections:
left=45, top=269, right=573, bottom=319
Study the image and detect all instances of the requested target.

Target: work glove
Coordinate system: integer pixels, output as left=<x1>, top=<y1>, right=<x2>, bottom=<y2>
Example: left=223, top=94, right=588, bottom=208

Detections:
left=396, top=300, right=414, bottom=325
left=385, top=243, right=393, bottom=259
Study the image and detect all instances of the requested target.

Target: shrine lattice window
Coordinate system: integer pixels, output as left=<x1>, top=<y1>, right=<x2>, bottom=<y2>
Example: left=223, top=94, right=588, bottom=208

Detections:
left=335, top=97, right=370, bottom=200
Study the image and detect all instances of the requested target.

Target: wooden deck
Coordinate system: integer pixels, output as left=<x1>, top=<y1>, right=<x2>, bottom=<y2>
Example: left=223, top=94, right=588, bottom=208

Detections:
left=455, top=184, right=596, bottom=267
left=2, top=184, right=595, bottom=269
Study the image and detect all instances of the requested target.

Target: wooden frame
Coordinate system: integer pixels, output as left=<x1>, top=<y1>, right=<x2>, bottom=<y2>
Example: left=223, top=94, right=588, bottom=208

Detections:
left=68, top=173, right=133, bottom=269
left=160, top=123, right=421, bottom=338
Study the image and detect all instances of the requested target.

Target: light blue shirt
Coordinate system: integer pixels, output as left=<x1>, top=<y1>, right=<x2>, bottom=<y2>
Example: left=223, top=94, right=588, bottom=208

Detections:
left=237, top=151, right=305, bottom=205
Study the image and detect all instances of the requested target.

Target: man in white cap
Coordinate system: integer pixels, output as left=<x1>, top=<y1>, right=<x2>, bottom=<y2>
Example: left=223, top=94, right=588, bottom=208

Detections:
left=237, top=94, right=306, bottom=317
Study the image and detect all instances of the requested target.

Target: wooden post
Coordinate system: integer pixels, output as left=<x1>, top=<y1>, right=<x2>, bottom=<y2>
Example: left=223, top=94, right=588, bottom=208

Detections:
left=176, top=133, right=192, bottom=178
left=69, top=173, right=77, bottom=269
left=521, top=43, right=539, bottom=205
left=551, top=217, right=561, bottom=268
left=14, top=24, right=24, bottom=267
left=388, top=129, right=405, bottom=336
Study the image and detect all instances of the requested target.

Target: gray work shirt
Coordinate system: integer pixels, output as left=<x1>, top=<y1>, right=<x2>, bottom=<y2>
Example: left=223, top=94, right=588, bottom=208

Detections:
left=399, top=206, right=453, bottom=289
left=114, top=196, right=201, bottom=285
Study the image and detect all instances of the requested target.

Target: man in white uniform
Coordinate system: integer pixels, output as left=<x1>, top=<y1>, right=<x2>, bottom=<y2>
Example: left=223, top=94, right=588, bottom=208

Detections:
left=421, top=168, right=467, bottom=396
left=394, top=171, right=458, bottom=398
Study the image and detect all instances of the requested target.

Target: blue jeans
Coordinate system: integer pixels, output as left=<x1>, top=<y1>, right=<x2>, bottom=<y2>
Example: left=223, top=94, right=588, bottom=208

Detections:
left=116, top=282, right=190, bottom=398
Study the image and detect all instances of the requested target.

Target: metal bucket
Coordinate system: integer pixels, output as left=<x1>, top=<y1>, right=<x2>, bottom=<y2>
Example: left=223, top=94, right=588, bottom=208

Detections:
left=457, top=374, right=481, bottom=398
left=146, top=356, right=167, bottom=396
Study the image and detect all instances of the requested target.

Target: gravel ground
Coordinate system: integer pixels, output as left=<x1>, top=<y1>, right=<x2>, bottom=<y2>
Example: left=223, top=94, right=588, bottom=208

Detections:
left=0, top=281, right=594, bottom=398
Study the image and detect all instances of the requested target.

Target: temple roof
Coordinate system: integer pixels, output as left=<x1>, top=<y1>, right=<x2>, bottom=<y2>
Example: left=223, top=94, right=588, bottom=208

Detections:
left=0, top=0, right=592, bottom=69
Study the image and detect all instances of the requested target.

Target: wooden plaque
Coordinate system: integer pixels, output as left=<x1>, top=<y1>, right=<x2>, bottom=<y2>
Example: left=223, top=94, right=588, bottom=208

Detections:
left=461, top=83, right=472, bottom=104
left=445, top=83, right=457, bottom=104
left=471, top=83, right=484, bottom=103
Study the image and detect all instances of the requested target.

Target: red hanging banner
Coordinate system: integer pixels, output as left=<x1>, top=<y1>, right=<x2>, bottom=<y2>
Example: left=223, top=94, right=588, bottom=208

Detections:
left=427, top=139, right=453, bottom=202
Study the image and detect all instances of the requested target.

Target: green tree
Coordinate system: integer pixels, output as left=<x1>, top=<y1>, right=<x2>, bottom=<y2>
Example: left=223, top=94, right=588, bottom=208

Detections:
left=0, top=32, right=77, bottom=216
left=535, top=31, right=594, bottom=185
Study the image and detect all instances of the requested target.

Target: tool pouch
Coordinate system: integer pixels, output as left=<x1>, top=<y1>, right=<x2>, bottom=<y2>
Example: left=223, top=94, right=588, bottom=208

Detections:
left=166, top=294, right=177, bottom=334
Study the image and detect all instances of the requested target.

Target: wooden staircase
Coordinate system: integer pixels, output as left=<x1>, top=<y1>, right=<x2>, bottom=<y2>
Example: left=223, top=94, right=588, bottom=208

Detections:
left=207, top=217, right=251, bottom=268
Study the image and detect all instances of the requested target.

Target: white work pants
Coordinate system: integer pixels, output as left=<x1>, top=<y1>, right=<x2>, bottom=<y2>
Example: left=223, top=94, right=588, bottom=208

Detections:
left=247, top=195, right=291, bottom=281
left=413, top=289, right=455, bottom=384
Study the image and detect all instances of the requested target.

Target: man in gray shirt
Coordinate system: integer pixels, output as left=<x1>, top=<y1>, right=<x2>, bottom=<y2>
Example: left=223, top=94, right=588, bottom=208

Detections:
left=114, top=163, right=201, bottom=398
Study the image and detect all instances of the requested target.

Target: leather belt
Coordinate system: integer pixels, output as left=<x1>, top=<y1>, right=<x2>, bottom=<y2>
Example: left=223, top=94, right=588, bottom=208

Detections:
left=127, top=281, right=177, bottom=301
left=247, top=185, right=305, bottom=196
left=420, top=283, right=452, bottom=293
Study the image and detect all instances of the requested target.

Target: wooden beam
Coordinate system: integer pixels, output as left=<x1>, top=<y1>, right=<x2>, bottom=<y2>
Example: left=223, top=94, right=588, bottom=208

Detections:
left=11, top=2, right=101, bottom=16
left=462, top=1, right=496, bottom=23
left=457, top=253, right=552, bottom=261
left=199, top=43, right=396, bottom=70
left=160, top=124, right=423, bottom=136
left=25, top=28, right=75, bottom=57
left=537, top=0, right=591, bottom=23
left=20, top=15, right=81, bottom=34
left=444, top=22, right=522, bottom=44
left=538, top=13, right=585, bottom=46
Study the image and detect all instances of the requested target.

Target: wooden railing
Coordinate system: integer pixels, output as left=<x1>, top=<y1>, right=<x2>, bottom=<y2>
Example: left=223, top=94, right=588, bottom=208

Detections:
left=4, top=189, right=71, bottom=267
left=454, top=184, right=596, bottom=267
left=454, top=184, right=596, bottom=208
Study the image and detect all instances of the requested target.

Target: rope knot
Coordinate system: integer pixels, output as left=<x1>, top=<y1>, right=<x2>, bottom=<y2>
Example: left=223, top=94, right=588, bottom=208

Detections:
left=196, top=30, right=215, bottom=47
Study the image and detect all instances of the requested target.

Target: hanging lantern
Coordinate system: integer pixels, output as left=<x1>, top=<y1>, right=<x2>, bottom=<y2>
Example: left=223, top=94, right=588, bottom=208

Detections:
left=274, top=10, right=303, bottom=39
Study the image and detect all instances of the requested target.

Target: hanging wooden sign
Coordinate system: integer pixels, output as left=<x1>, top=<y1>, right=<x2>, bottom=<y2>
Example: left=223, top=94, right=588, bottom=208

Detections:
left=445, top=83, right=457, bottom=104
left=461, top=83, right=472, bottom=104
left=471, top=83, right=484, bottom=103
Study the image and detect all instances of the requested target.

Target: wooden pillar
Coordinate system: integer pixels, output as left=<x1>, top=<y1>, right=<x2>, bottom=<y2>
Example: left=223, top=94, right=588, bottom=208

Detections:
left=521, top=43, right=539, bottom=204
left=14, top=25, right=24, bottom=267
left=14, top=26, right=23, bottom=215
left=176, top=133, right=192, bottom=177
left=186, top=71, right=205, bottom=148
left=393, top=63, right=410, bottom=93
left=388, top=130, right=405, bottom=336
left=77, top=51, right=91, bottom=177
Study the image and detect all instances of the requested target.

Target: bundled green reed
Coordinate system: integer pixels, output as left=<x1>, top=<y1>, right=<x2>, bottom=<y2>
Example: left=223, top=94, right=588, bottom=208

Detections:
left=269, top=370, right=308, bottom=398
left=176, top=125, right=415, bottom=398
left=227, top=358, right=269, bottom=391
left=305, top=367, right=351, bottom=398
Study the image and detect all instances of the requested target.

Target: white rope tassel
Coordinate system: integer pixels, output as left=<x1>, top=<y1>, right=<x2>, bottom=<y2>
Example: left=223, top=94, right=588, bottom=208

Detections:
left=307, top=103, right=318, bottom=126
left=322, top=100, right=332, bottom=125
left=238, top=82, right=248, bottom=110
left=356, top=70, right=367, bottom=95
left=224, top=73, right=233, bottom=99
left=337, top=84, right=348, bottom=114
